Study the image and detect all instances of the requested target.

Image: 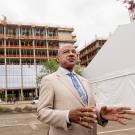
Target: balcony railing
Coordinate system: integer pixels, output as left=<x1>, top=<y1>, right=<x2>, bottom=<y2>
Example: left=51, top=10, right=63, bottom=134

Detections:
left=80, top=55, right=95, bottom=65
left=0, top=54, right=58, bottom=59
left=5, top=34, right=19, bottom=39
left=0, top=33, right=76, bottom=42
left=79, top=46, right=98, bottom=58
left=0, top=45, right=19, bottom=49
left=0, top=54, right=5, bottom=58
left=0, top=45, right=59, bottom=49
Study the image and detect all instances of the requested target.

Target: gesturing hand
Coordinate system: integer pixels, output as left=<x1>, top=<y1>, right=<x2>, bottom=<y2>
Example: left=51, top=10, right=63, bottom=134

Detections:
left=69, top=106, right=97, bottom=129
left=100, top=106, right=135, bottom=125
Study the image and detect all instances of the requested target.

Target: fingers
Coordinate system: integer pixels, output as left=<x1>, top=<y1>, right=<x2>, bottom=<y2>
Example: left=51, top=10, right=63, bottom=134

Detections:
left=115, top=114, right=132, bottom=125
left=78, top=121, right=96, bottom=129
left=81, top=116, right=97, bottom=123
left=117, top=107, right=131, bottom=111
left=118, top=109, right=135, bottom=116
left=127, top=111, right=135, bottom=115
left=103, top=106, right=132, bottom=113
left=103, top=106, right=135, bottom=115
left=118, top=115, right=132, bottom=120
left=69, top=107, right=97, bottom=129
left=83, top=111, right=97, bottom=118
left=117, top=119, right=127, bottom=125
left=79, top=110, right=97, bottom=124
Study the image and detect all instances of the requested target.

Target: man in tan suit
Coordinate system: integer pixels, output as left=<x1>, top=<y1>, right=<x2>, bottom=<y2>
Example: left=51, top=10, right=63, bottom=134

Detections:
left=37, top=44, right=135, bottom=135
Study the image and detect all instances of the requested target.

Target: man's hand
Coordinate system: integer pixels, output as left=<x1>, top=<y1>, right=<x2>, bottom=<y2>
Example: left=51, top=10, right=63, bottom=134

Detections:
left=100, top=106, right=135, bottom=125
left=69, top=107, right=97, bottom=129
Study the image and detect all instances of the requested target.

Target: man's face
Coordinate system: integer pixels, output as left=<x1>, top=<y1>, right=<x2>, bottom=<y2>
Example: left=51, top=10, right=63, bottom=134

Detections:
left=58, top=45, right=77, bottom=71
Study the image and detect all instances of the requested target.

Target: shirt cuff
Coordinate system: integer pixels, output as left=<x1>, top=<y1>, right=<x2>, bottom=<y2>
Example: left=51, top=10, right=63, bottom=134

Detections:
left=100, top=113, right=108, bottom=126
left=66, top=110, right=71, bottom=124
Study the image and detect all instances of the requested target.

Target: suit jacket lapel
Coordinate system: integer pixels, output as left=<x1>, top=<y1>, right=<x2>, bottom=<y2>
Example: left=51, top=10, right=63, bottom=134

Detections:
left=55, top=69, right=85, bottom=106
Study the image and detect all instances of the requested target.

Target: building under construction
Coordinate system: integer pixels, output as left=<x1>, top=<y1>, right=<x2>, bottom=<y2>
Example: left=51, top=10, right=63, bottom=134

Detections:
left=79, top=39, right=106, bottom=67
left=0, top=18, right=76, bottom=101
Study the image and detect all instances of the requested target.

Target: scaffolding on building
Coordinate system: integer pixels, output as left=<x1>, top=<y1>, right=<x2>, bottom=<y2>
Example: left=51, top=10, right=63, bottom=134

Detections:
left=0, top=16, right=76, bottom=101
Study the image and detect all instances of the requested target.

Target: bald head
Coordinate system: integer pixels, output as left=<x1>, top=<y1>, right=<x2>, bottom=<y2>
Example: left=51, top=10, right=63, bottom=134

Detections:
left=57, top=44, right=77, bottom=71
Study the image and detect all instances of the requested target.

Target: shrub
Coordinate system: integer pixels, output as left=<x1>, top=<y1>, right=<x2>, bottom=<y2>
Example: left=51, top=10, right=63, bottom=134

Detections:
left=0, top=107, right=13, bottom=113
left=0, top=105, right=37, bottom=113
left=14, top=107, right=23, bottom=112
left=23, top=106, right=37, bottom=112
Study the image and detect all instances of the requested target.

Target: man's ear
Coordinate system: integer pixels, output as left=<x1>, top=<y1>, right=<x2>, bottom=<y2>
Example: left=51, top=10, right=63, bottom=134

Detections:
left=56, top=56, right=59, bottom=63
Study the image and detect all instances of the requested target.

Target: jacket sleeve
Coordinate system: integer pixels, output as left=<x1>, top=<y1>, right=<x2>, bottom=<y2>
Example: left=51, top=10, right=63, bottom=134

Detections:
left=37, top=76, right=69, bottom=131
left=86, top=79, right=108, bottom=127
left=96, top=106, right=108, bottom=126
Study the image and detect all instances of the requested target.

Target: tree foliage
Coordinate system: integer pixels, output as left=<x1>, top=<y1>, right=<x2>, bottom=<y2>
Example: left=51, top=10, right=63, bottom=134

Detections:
left=37, top=59, right=82, bottom=86
left=41, top=59, right=59, bottom=74
left=74, top=65, right=82, bottom=76
left=37, top=59, right=59, bottom=86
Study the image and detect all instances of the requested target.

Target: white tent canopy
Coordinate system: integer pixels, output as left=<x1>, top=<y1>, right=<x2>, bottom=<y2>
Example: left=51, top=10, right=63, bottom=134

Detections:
left=83, top=23, right=135, bottom=110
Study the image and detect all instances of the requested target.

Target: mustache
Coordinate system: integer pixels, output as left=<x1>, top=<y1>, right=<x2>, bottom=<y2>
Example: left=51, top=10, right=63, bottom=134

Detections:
left=68, top=56, right=76, bottom=59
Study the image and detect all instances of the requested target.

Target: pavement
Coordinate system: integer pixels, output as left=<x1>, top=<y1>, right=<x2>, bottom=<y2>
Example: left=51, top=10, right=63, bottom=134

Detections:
left=0, top=112, right=135, bottom=135
left=0, top=113, right=49, bottom=135
left=1, top=102, right=135, bottom=135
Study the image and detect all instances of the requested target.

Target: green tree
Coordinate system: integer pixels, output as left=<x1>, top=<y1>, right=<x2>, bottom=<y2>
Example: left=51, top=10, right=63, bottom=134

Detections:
left=74, top=65, right=82, bottom=76
left=37, top=59, right=59, bottom=86
left=37, top=60, right=82, bottom=86
left=42, top=59, right=59, bottom=74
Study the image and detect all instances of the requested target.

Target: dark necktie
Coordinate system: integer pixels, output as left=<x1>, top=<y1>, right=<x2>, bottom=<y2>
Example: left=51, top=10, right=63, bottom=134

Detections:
left=67, top=73, right=88, bottom=105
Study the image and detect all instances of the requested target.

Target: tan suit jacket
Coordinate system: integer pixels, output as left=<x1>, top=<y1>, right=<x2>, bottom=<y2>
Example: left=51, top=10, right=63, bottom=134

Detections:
left=37, top=67, right=106, bottom=135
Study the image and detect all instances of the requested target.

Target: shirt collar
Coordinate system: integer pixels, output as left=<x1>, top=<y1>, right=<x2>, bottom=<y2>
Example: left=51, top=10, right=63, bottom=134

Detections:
left=59, top=66, right=75, bottom=75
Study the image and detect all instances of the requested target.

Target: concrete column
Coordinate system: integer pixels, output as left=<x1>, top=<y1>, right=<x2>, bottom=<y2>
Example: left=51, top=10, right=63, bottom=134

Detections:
left=35, top=64, right=38, bottom=97
left=5, top=90, right=7, bottom=102
left=45, top=28, right=49, bottom=60
left=32, top=27, right=38, bottom=97
left=4, top=24, right=8, bottom=102
left=19, top=26, right=24, bottom=101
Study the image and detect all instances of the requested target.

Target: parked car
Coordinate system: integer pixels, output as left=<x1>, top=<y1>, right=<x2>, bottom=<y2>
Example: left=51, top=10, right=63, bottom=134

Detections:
left=31, top=96, right=39, bottom=104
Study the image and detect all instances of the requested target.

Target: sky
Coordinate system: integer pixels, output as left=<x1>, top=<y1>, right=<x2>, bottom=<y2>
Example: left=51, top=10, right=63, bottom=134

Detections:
left=0, top=0, right=130, bottom=49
